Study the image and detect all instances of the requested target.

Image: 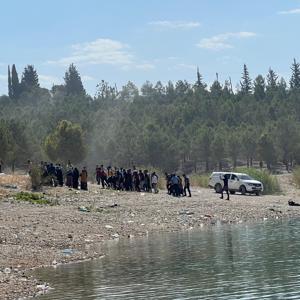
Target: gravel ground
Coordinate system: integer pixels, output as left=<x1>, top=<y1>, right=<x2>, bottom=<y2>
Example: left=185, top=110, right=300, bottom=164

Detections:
left=0, top=174, right=300, bottom=299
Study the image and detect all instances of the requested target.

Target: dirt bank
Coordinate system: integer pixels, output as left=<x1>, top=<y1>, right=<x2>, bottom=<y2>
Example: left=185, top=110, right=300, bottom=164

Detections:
left=0, top=174, right=300, bottom=299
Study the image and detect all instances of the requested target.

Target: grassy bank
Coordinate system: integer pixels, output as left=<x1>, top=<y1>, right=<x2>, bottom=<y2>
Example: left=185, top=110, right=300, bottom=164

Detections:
left=292, top=167, right=300, bottom=188
left=235, top=167, right=281, bottom=195
left=190, top=174, right=210, bottom=188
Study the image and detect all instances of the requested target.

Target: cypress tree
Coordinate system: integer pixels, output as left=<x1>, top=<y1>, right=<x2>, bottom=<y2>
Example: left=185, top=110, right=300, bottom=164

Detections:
left=11, top=64, right=20, bottom=99
left=8, top=65, right=12, bottom=98
left=290, top=58, right=300, bottom=89
left=64, top=63, right=85, bottom=95
left=195, top=67, right=206, bottom=89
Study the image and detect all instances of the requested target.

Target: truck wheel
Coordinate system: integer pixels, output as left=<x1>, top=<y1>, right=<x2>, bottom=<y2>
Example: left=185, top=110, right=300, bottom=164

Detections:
left=255, top=191, right=261, bottom=196
left=215, top=183, right=222, bottom=193
left=230, top=191, right=235, bottom=195
left=240, top=185, right=246, bottom=195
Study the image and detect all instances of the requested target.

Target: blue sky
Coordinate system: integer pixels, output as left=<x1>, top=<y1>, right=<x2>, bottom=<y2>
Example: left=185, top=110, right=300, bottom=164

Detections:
left=0, top=0, right=300, bottom=95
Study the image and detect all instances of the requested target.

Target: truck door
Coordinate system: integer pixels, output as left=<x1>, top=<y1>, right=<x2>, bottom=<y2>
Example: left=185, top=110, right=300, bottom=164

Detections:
left=229, top=174, right=239, bottom=190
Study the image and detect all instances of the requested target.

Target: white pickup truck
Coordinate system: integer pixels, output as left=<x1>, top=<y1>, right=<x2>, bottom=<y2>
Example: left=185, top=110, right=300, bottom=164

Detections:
left=208, top=172, right=263, bottom=196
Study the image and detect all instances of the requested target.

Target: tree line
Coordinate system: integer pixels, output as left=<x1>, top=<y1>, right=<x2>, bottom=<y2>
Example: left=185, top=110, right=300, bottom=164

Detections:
left=1, top=59, right=300, bottom=173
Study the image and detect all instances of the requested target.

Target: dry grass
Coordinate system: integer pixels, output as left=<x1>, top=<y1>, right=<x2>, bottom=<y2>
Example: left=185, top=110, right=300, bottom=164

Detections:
left=0, top=174, right=31, bottom=193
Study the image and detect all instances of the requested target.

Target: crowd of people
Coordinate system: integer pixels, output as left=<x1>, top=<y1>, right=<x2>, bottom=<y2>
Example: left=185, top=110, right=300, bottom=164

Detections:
left=28, top=160, right=192, bottom=197
left=165, top=173, right=191, bottom=197
left=95, top=165, right=159, bottom=193
left=36, top=161, right=88, bottom=190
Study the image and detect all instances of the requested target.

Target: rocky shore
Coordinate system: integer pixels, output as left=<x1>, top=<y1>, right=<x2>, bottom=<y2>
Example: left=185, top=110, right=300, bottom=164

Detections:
left=0, top=173, right=300, bottom=299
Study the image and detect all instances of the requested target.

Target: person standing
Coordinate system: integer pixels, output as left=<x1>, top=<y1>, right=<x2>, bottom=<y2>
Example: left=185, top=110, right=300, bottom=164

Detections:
left=0, top=159, right=3, bottom=173
left=80, top=167, right=88, bottom=190
left=73, top=167, right=80, bottom=189
left=183, top=174, right=191, bottom=197
left=220, top=174, right=230, bottom=200
left=151, top=172, right=159, bottom=193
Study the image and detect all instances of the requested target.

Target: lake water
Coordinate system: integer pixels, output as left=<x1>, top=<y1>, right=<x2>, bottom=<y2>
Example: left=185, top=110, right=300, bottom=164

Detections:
left=36, top=219, right=300, bottom=299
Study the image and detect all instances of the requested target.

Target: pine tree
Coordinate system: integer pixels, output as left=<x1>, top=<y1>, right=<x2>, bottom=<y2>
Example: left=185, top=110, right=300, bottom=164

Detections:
left=266, top=68, right=278, bottom=90
left=64, top=64, right=85, bottom=95
left=254, top=75, right=266, bottom=100
left=290, top=58, right=300, bottom=89
left=8, top=66, right=12, bottom=98
left=240, top=64, right=252, bottom=95
left=21, top=65, right=39, bottom=91
left=195, top=67, right=206, bottom=89
left=11, top=64, right=20, bottom=99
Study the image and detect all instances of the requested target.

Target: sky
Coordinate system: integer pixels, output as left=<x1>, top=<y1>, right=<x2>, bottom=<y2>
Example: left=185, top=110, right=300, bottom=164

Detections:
left=0, top=0, right=300, bottom=96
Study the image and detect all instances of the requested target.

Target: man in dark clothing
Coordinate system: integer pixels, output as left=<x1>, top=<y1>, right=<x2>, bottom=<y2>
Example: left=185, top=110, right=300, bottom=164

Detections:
left=73, top=167, right=80, bottom=189
left=183, top=174, right=191, bottom=197
left=220, top=174, right=230, bottom=200
left=56, top=164, right=64, bottom=187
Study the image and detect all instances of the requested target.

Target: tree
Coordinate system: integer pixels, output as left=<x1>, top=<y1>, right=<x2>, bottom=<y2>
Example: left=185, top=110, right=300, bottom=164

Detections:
left=120, top=81, right=139, bottom=102
left=266, top=68, right=278, bottom=92
left=44, top=120, right=86, bottom=163
left=64, top=64, right=85, bottom=95
left=240, top=64, right=252, bottom=95
left=195, top=67, right=206, bottom=90
left=227, top=131, right=240, bottom=168
left=211, top=130, right=226, bottom=170
left=8, top=66, right=12, bottom=98
left=11, top=64, right=20, bottom=99
left=21, top=65, right=39, bottom=91
left=254, top=75, right=266, bottom=100
left=0, top=121, right=11, bottom=162
left=290, top=58, right=300, bottom=90
left=258, top=133, right=277, bottom=170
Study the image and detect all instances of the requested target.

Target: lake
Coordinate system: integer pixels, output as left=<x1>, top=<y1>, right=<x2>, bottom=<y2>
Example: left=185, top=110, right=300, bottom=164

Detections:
left=36, top=219, right=300, bottom=299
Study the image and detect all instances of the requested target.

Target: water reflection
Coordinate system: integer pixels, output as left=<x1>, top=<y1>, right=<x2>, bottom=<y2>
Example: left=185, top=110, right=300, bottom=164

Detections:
left=36, top=219, right=300, bottom=299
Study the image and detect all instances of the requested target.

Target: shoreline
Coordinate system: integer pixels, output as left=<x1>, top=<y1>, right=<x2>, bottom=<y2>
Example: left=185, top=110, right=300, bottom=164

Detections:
left=1, top=174, right=300, bottom=299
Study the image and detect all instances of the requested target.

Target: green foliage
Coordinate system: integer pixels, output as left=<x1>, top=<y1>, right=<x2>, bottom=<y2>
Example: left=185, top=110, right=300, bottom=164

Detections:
left=64, top=63, right=85, bottom=95
left=11, top=64, right=20, bottom=99
left=2, top=62, right=300, bottom=175
left=44, top=120, right=86, bottom=164
left=29, top=164, right=43, bottom=190
left=15, top=191, right=51, bottom=205
left=190, top=174, right=209, bottom=188
left=293, top=167, right=300, bottom=188
left=21, top=65, right=39, bottom=92
left=235, top=167, right=281, bottom=195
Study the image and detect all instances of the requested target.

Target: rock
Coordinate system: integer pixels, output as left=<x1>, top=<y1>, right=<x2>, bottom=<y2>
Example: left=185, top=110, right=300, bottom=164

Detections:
left=105, top=225, right=113, bottom=229
left=3, top=267, right=11, bottom=274
left=111, top=233, right=119, bottom=239
left=68, top=234, right=73, bottom=239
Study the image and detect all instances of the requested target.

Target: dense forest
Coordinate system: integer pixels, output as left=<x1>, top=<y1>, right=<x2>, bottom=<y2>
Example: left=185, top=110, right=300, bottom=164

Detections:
left=1, top=60, right=300, bottom=173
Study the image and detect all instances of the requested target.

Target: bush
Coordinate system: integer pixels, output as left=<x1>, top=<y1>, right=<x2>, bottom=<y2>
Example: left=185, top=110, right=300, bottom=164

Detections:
left=15, top=191, right=51, bottom=205
left=293, top=167, right=300, bottom=188
left=235, top=167, right=281, bottom=195
left=29, top=165, right=42, bottom=190
left=190, top=174, right=210, bottom=188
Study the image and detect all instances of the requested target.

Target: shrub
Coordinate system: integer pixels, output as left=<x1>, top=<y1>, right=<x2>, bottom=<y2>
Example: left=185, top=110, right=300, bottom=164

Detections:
left=235, top=167, right=281, bottom=195
left=190, top=174, right=210, bottom=188
left=293, top=167, right=300, bottom=188
left=15, top=191, right=52, bottom=205
left=29, top=165, right=42, bottom=190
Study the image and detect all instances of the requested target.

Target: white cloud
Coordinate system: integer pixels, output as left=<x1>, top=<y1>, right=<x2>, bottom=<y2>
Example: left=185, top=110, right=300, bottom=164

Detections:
left=197, top=32, right=257, bottom=51
left=278, top=8, right=300, bottom=15
left=47, top=38, right=155, bottom=71
left=149, top=20, right=201, bottom=30
left=48, top=38, right=134, bottom=67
